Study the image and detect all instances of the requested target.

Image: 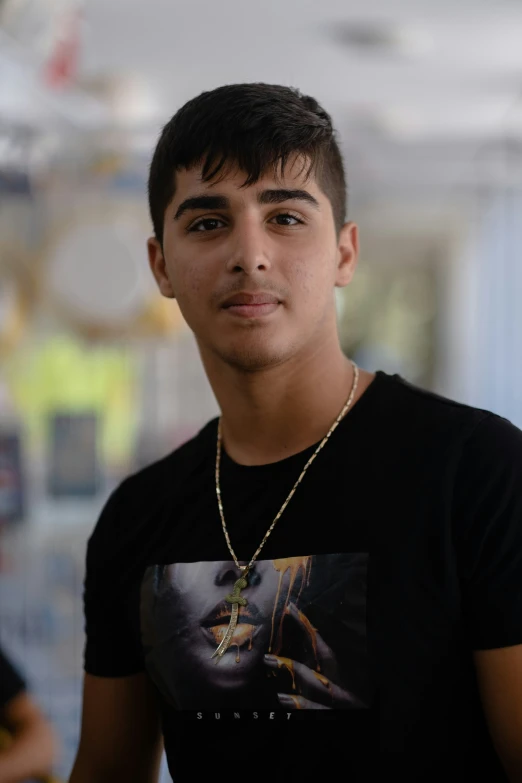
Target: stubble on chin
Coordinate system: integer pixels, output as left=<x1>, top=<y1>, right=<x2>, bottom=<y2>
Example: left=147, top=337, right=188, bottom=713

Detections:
left=206, top=331, right=302, bottom=374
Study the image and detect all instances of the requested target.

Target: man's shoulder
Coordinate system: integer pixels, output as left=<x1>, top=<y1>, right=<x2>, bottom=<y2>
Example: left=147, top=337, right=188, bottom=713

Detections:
left=86, top=419, right=218, bottom=554
left=372, top=372, right=522, bottom=467
left=110, top=418, right=217, bottom=511
left=381, top=372, right=494, bottom=440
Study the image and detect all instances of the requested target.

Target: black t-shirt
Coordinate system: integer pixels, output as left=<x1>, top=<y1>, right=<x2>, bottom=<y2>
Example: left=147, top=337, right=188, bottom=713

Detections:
left=0, top=646, right=25, bottom=711
left=83, top=371, right=522, bottom=782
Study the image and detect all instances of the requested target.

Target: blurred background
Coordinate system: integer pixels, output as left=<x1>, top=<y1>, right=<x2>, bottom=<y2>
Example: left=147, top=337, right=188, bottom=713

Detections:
left=0, top=0, right=521, bottom=779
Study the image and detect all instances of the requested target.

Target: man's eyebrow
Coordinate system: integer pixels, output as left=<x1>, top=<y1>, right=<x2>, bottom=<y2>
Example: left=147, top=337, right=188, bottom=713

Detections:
left=173, top=189, right=319, bottom=221
left=258, top=189, right=320, bottom=208
left=173, top=195, right=230, bottom=220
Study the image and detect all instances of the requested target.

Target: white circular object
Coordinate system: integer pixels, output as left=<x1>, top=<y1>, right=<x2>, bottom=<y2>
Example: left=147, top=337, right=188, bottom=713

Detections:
left=47, top=220, right=154, bottom=325
left=0, top=0, right=79, bottom=57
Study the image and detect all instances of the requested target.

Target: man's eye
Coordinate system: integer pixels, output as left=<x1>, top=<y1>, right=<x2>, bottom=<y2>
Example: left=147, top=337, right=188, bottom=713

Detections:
left=188, top=218, right=225, bottom=232
left=271, top=213, right=303, bottom=226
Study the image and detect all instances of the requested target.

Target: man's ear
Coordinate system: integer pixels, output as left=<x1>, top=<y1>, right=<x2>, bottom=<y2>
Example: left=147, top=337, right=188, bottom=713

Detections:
left=147, top=237, right=176, bottom=299
left=335, top=221, right=359, bottom=288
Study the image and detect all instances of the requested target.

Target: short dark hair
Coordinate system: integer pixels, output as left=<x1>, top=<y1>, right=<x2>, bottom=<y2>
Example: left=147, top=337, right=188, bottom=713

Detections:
left=148, top=83, right=347, bottom=243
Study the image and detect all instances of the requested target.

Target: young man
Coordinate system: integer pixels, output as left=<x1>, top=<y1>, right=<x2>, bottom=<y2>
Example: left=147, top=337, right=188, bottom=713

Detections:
left=69, top=84, right=522, bottom=782
left=0, top=644, right=58, bottom=782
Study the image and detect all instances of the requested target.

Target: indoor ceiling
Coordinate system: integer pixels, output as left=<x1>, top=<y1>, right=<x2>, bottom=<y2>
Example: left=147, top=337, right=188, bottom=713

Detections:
left=1, top=0, right=522, bottom=204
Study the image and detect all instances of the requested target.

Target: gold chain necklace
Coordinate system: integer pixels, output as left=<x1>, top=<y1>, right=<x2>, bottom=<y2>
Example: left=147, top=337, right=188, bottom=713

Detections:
left=211, top=361, right=359, bottom=661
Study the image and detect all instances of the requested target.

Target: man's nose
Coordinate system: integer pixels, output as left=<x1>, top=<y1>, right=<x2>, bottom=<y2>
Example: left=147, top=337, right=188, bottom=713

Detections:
left=225, top=220, right=272, bottom=275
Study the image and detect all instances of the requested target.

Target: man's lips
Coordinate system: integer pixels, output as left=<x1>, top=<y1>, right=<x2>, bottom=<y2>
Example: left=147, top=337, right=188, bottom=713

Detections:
left=222, top=292, right=280, bottom=307
left=221, top=292, right=281, bottom=318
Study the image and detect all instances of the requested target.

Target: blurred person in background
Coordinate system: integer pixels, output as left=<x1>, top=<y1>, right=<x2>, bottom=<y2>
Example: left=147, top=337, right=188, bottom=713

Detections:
left=70, top=84, right=522, bottom=782
left=0, top=645, right=58, bottom=783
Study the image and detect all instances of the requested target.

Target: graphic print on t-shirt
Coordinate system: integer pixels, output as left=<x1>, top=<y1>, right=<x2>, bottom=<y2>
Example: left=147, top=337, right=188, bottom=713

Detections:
left=140, top=553, right=372, bottom=716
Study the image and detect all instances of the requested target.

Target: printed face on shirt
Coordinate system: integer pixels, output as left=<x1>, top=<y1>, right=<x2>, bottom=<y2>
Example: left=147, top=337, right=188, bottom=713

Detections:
left=147, top=158, right=358, bottom=374
left=141, top=554, right=372, bottom=712
left=143, top=558, right=310, bottom=703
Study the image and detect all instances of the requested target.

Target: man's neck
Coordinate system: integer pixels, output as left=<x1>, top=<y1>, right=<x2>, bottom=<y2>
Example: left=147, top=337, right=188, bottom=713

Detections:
left=200, top=341, right=375, bottom=466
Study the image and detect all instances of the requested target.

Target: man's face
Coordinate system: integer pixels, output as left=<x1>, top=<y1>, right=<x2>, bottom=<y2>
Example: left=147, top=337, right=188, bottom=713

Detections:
left=148, top=158, right=358, bottom=372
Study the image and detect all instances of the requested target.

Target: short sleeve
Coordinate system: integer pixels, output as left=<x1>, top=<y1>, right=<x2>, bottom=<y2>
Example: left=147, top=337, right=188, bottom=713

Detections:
left=0, top=645, right=25, bottom=709
left=453, top=413, right=522, bottom=650
left=83, top=482, right=145, bottom=677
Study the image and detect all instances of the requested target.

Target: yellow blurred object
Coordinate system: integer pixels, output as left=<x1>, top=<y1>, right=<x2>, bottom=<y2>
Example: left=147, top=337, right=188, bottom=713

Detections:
left=4, top=335, right=139, bottom=467
left=0, top=285, right=27, bottom=358
left=0, top=245, right=38, bottom=360
left=89, top=152, right=127, bottom=177
left=136, top=296, right=185, bottom=336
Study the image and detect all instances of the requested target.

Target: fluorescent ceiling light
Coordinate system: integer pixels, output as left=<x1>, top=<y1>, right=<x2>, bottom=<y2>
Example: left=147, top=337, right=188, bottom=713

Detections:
left=331, top=21, right=434, bottom=58
left=377, top=101, right=522, bottom=141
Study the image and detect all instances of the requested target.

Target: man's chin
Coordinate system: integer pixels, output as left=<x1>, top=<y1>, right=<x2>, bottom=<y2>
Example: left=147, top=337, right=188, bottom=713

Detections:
left=213, top=342, right=294, bottom=373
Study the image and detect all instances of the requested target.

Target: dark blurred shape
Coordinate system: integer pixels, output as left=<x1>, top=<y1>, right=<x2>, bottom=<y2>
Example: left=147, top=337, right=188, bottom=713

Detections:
left=0, top=644, right=60, bottom=782
left=326, top=19, right=434, bottom=57
left=46, top=412, right=101, bottom=499
left=0, top=429, right=25, bottom=526
left=0, top=170, right=32, bottom=195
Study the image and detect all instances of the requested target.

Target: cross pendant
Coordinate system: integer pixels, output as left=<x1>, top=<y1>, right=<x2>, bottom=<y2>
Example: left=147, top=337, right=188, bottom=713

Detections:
left=211, top=570, right=249, bottom=662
